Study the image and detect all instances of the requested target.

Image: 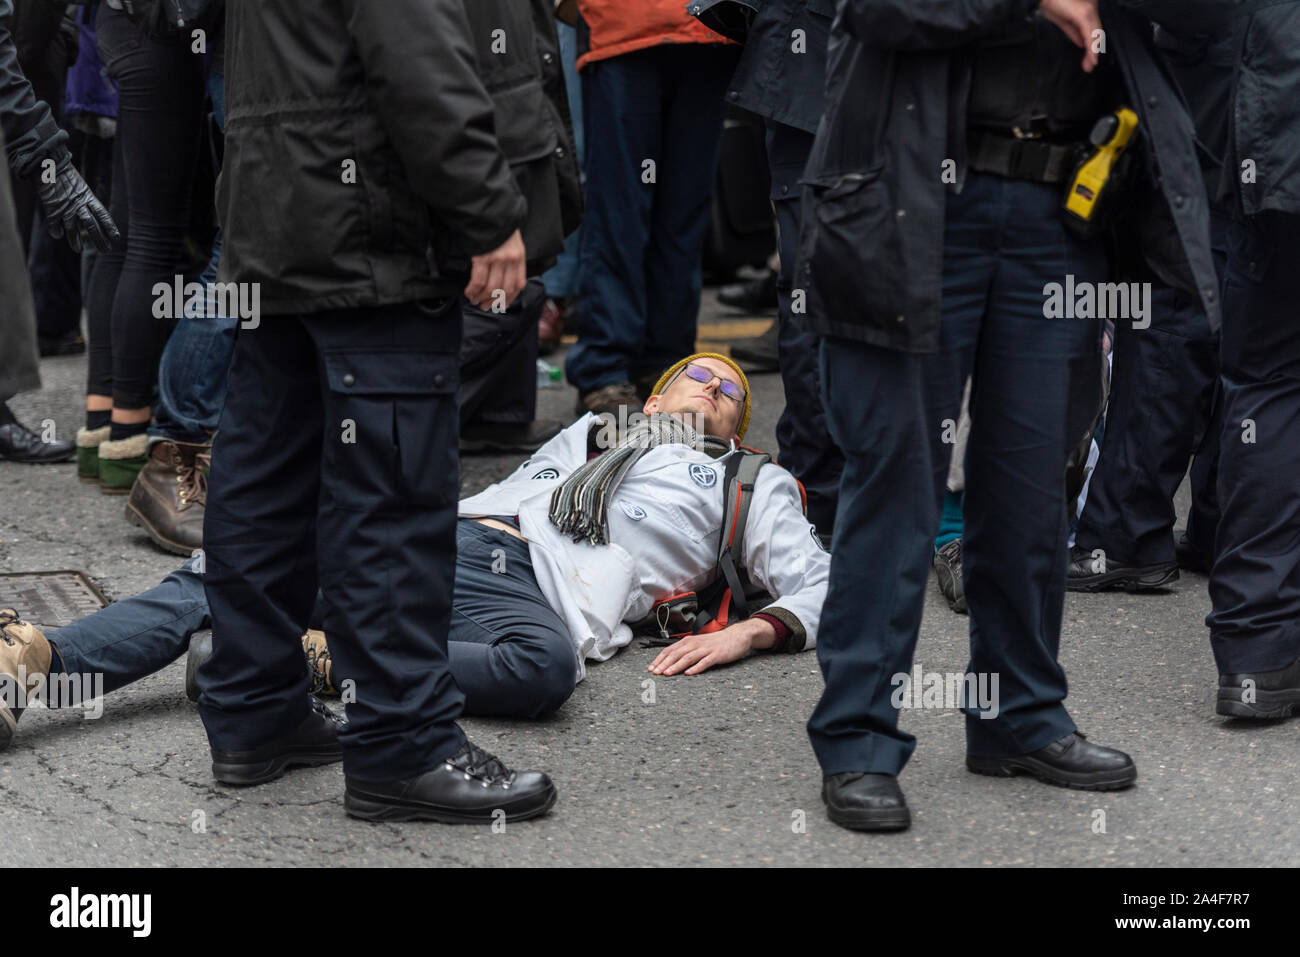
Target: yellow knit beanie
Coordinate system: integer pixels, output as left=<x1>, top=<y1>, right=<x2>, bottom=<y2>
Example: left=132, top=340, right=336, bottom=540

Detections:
left=650, top=352, right=752, bottom=440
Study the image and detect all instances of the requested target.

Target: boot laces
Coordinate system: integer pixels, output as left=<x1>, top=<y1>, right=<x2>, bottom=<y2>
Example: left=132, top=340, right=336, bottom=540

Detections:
left=0, top=609, right=22, bottom=645
left=309, top=694, right=345, bottom=729
left=449, top=740, right=513, bottom=785
left=177, top=452, right=208, bottom=506
left=305, top=639, right=333, bottom=695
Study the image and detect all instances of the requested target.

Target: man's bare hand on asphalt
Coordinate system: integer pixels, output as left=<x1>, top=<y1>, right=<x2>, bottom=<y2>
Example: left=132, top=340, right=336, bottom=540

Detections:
left=648, top=617, right=779, bottom=676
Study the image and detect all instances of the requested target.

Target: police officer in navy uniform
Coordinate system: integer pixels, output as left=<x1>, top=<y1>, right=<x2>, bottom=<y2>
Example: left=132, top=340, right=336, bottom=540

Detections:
left=196, top=0, right=556, bottom=823
left=1199, top=0, right=1300, bottom=722
left=800, top=0, right=1219, bottom=831
left=690, top=0, right=843, bottom=543
left=1065, top=26, right=1238, bottom=592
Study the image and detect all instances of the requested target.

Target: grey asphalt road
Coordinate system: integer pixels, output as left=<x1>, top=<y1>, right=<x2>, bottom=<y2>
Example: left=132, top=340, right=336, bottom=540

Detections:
left=1, top=298, right=1293, bottom=868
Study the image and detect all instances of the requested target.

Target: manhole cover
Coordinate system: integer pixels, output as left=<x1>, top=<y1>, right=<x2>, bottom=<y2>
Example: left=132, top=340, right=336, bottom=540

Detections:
left=0, top=571, right=109, bottom=630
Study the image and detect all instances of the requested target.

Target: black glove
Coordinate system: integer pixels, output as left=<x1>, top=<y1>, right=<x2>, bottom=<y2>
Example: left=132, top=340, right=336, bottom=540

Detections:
left=36, top=163, right=120, bottom=253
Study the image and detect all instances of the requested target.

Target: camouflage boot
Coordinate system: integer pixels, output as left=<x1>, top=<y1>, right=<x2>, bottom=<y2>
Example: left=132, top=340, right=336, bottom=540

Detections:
left=303, top=630, right=336, bottom=696
left=0, top=609, right=52, bottom=751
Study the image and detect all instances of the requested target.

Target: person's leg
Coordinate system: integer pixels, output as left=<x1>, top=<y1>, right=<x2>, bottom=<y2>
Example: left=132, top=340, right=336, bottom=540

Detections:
left=197, top=317, right=323, bottom=749
left=445, top=521, right=576, bottom=718
left=46, top=557, right=208, bottom=699
left=100, top=11, right=206, bottom=437
left=83, top=126, right=126, bottom=433
left=564, top=49, right=664, bottom=396
left=149, top=232, right=235, bottom=446
left=305, top=298, right=466, bottom=782
left=961, top=176, right=1104, bottom=758
left=637, top=43, right=738, bottom=381
left=806, top=175, right=990, bottom=776
left=1208, top=212, right=1300, bottom=677
left=1072, top=278, right=1218, bottom=570
left=149, top=67, right=233, bottom=449
left=766, top=120, right=842, bottom=539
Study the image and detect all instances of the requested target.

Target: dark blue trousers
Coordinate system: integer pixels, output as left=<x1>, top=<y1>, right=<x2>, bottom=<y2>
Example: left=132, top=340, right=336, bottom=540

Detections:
left=1208, top=212, right=1300, bottom=674
left=1074, top=220, right=1225, bottom=566
left=199, top=300, right=467, bottom=781
left=767, top=121, right=843, bottom=539
left=809, top=173, right=1104, bottom=774
left=565, top=44, right=738, bottom=392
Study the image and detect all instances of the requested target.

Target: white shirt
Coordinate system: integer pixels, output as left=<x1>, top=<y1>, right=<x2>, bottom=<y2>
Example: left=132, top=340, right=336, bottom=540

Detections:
left=459, top=415, right=830, bottom=679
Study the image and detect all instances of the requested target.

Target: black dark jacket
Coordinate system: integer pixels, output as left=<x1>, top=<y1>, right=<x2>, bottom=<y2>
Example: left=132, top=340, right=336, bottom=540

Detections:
left=693, top=0, right=834, bottom=134
left=464, top=0, right=582, bottom=275
left=0, top=0, right=69, bottom=180
left=218, top=0, right=527, bottom=313
left=798, top=0, right=1224, bottom=353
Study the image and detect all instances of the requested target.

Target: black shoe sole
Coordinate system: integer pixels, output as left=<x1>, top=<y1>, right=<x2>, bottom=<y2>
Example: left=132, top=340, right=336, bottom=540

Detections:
left=966, top=755, right=1137, bottom=791
left=1216, top=685, right=1300, bottom=719
left=824, top=803, right=911, bottom=832
left=344, top=785, right=558, bottom=824
left=212, top=745, right=343, bottom=787
left=125, top=500, right=201, bottom=557
left=1067, top=564, right=1178, bottom=593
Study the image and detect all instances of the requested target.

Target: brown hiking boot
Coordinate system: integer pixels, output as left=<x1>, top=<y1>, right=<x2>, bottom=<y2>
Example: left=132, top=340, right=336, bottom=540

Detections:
left=125, top=440, right=208, bottom=556
left=575, top=381, right=640, bottom=418
left=302, top=629, right=336, bottom=696
left=0, top=609, right=52, bottom=751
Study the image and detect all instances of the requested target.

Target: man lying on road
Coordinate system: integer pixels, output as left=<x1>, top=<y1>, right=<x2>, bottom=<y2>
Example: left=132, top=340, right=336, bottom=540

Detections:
left=0, top=353, right=828, bottom=751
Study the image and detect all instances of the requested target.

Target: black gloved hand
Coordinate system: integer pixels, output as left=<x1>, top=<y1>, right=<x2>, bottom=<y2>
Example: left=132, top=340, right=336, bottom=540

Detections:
left=36, top=163, right=120, bottom=253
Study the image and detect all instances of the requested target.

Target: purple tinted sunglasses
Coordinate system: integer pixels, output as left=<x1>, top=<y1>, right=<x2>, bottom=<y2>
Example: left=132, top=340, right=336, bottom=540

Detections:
left=676, top=362, right=745, bottom=403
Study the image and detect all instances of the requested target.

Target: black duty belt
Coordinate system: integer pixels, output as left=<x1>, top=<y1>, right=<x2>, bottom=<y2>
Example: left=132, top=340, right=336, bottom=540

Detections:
left=966, top=129, right=1079, bottom=185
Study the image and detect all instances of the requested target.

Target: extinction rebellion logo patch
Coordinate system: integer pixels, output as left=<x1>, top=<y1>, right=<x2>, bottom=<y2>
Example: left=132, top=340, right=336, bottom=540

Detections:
left=688, top=463, right=717, bottom=489
left=532, top=468, right=560, bottom=480
left=619, top=500, right=647, bottom=521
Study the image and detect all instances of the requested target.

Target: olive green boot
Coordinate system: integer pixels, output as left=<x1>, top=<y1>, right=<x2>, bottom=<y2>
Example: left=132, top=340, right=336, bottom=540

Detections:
left=75, top=425, right=111, bottom=483
left=97, top=432, right=150, bottom=494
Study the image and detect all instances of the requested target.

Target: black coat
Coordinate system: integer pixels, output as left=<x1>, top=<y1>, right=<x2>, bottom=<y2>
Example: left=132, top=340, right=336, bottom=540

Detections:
left=797, top=0, right=1223, bottom=353
left=693, top=0, right=834, bottom=134
left=0, top=0, right=68, bottom=180
left=463, top=0, right=582, bottom=275
left=218, top=0, right=528, bottom=312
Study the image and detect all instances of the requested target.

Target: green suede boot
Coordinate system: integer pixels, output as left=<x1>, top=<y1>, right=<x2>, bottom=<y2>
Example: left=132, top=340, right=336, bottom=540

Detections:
left=97, top=432, right=150, bottom=494
left=75, top=425, right=111, bottom=483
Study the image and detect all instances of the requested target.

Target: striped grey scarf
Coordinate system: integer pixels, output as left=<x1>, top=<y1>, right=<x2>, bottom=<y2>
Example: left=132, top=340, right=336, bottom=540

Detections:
left=549, top=413, right=721, bottom=545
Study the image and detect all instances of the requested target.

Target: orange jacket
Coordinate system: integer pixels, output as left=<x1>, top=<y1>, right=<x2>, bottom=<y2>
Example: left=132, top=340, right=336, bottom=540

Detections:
left=576, top=0, right=733, bottom=71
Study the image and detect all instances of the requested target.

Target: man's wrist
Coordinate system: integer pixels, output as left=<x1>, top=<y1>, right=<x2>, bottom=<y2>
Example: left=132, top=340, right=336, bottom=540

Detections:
left=748, top=614, right=781, bottom=651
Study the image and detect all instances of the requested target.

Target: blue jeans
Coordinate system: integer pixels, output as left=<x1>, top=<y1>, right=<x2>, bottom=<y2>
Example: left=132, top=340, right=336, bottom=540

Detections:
left=808, top=173, right=1105, bottom=774
left=48, top=522, right=577, bottom=720
left=150, top=73, right=234, bottom=446
left=148, top=232, right=237, bottom=444
left=564, top=44, right=738, bottom=392
left=540, top=23, right=583, bottom=299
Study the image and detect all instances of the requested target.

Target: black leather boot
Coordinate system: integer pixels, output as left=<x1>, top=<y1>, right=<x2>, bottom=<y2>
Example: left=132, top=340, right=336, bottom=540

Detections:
left=345, top=738, right=556, bottom=824
left=822, top=772, right=911, bottom=831
left=967, top=732, right=1137, bottom=790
